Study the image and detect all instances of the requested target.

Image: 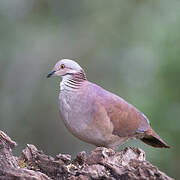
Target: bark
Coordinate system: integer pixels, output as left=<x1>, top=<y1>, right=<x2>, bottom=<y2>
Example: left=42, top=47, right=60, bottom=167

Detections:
left=0, top=130, right=173, bottom=180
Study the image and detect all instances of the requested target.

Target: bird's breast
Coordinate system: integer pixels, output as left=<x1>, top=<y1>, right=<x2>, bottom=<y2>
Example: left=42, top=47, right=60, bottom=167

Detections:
left=59, top=91, right=94, bottom=135
left=58, top=91, right=114, bottom=146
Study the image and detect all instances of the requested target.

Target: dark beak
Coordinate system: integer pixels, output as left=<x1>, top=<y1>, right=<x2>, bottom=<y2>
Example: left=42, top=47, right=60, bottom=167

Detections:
left=47, top=70, right=56, bottom=78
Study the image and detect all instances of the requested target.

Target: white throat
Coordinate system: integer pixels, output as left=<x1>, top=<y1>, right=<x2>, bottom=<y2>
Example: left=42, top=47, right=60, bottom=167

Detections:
left=60, top=74, right=73, bottom=91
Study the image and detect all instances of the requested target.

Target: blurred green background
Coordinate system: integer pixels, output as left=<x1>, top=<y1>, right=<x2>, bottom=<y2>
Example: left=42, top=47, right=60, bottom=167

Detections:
left=0, top=0, right=179, bottom=179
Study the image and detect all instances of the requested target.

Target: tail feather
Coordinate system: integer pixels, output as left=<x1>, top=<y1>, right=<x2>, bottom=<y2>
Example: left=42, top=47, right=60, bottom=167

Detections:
left=140, top=128, right=170, bottom=148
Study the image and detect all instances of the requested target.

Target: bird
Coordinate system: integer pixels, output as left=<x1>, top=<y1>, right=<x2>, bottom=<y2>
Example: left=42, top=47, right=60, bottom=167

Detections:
left=47, top=59, right=170, bottom=149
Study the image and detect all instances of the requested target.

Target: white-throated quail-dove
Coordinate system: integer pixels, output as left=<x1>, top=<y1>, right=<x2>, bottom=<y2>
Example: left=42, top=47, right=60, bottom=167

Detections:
left=47, top=59, right=170, bottom=149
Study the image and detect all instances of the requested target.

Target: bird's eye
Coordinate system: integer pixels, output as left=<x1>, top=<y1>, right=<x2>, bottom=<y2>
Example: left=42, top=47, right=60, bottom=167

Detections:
left=61, top=64, right=65, bottom=69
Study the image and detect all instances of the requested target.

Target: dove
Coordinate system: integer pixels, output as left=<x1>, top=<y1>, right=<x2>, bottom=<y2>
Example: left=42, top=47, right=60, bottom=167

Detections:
left=47, top=59, right=170, bottom=149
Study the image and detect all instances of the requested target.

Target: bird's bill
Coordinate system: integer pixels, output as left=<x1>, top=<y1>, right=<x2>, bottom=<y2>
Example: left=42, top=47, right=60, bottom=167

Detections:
left=47, top=70, right=56, bottom=78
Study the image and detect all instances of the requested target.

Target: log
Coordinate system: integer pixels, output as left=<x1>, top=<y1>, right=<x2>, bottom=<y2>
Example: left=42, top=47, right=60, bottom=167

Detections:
left=0, top=130, right=173, bottom=180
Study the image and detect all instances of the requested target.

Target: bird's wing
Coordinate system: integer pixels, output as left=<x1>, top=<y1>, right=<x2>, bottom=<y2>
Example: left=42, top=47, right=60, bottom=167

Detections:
left=96, top=89, right=150, bottom=137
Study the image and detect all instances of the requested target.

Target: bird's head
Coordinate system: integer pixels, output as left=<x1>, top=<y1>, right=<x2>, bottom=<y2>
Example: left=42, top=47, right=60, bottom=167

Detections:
left=47, top=59, right=84, bottom=78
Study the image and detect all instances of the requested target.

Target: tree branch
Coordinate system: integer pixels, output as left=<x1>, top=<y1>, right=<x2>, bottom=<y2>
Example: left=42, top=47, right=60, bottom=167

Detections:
left=0, top=130, right=173, bottom=180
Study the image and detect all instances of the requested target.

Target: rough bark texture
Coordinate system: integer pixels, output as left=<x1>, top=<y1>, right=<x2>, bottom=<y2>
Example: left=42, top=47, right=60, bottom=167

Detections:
left=0, top=130, right=173, bottom=180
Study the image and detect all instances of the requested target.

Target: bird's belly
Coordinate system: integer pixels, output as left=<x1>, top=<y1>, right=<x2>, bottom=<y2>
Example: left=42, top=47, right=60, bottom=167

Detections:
left=63, top=112, right=108, bottom=146
left=59, top=96, right=108, bottom=146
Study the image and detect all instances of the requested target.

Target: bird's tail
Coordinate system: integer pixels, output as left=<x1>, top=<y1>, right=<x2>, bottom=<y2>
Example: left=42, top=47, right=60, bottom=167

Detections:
left=140, top=128, right=170, bottom=148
